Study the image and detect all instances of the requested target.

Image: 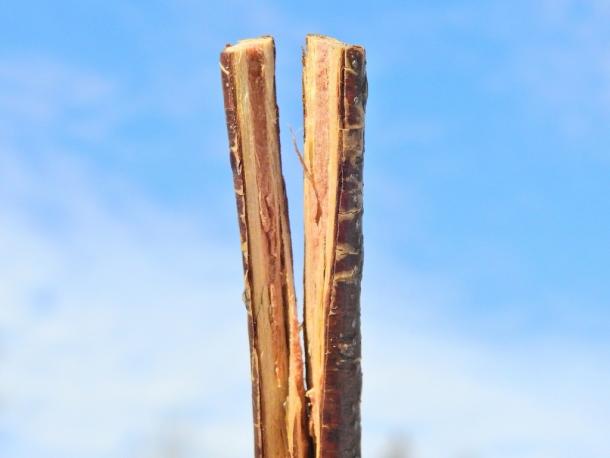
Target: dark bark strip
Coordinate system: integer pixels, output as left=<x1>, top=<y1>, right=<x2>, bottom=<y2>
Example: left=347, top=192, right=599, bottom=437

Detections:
left=303, top=35, right=367, bottom=458
left=220, top=37, right=309, bottom=458
left=321, top=44, right=366, bottom=457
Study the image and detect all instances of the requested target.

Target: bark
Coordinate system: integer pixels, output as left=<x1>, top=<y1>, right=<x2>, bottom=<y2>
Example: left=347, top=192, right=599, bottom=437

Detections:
left=220, top=36, right=309, bottom=458
left=302, top=34, right=367, bottom=458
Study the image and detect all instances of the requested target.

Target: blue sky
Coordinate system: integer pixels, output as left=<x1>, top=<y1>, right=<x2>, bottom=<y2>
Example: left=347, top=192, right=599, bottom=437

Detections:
left=1, top=1, right=609, bottom=457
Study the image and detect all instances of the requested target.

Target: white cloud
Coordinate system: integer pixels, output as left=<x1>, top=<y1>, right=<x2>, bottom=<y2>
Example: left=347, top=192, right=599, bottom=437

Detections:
left=0, top=146, right=252, bottom=458
left=0, top=35, right=256, bottom=457
left=2, top=14, right=609, bottom=457
left=361, top=261, right=610, bottom=458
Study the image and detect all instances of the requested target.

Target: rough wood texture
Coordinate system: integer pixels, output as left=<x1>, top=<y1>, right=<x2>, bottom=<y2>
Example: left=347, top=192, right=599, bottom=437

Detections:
left=220, top=36, right=309, bottom=458
left=303, top=34, right=367, bottom=458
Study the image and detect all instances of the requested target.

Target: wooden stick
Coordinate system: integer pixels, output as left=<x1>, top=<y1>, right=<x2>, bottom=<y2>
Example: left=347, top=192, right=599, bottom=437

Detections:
left=302, top=34, right=367, bottom=458
left=220, top=36, right=309, bottom=458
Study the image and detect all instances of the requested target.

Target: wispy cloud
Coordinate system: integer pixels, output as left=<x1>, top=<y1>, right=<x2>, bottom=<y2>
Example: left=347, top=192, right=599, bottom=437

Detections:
left=0, top=34, right=251, bottom=457
left=363, top=297, right=610, bottom=457
left=0, top=143, right=252, bottom=457
left=2, top=2, right=610, bottom=457
left=0, top=58, right=121, bottom=144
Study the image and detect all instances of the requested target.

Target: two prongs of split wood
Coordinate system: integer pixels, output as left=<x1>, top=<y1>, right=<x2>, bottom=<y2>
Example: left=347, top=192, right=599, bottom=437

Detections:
left=289, top=126, right=322, bottom=223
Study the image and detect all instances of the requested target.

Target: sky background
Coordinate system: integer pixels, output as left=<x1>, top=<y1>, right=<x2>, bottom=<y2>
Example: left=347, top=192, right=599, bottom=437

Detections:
left=1, top=1, right=610, bottom=457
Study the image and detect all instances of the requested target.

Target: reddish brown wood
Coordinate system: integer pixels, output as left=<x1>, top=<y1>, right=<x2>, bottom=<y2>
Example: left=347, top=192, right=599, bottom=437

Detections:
left=221, top=34, right=366, bottom=458
left=220, top=36, right=309, bottom=458
left=303, top=34, right=367, bottom=458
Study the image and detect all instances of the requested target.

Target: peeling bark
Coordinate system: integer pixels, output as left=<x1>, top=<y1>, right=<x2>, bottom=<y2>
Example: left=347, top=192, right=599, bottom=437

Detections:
left=220, top=36, right=309, bottom=458
left=303, top=34, right=367, bottom=458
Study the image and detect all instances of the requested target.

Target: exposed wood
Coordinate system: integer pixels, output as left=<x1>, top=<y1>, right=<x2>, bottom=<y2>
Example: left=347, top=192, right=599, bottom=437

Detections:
left=303, top=34, right=367, bottom=458
left=220, top=36, right=310, bottom=458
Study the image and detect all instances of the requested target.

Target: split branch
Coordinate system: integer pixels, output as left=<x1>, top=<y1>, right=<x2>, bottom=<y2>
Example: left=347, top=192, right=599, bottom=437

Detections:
left=220, top=33, right=366, bottom=458
left=303, top=34, right=367, bottom=458
left=220, top=36, right=309, bottom=458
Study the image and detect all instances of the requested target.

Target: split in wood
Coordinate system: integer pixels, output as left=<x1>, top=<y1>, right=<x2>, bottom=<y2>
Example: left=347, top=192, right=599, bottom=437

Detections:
left=220, top=34, right=366, bottom=458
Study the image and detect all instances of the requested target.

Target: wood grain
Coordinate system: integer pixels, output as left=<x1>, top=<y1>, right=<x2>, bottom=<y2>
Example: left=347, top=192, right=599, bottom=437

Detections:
left=220, top=36, right=309, bottom=458
left=303, top=34, right=367, bottom=458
